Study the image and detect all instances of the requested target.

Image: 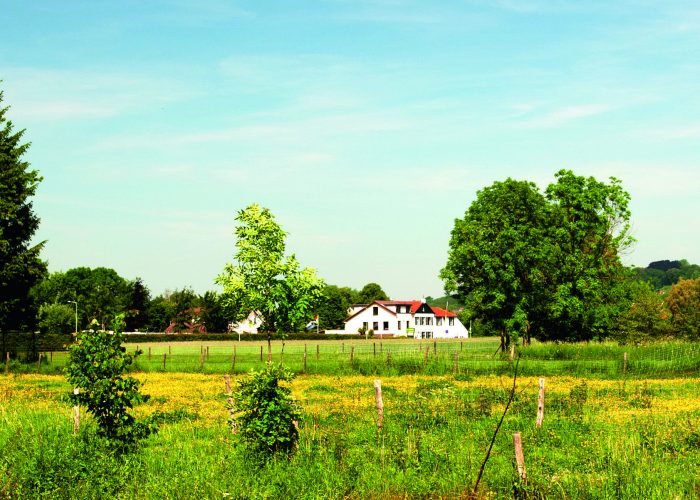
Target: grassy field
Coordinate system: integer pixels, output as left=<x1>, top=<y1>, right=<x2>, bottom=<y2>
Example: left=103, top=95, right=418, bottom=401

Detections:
left=11, top=337, right=700, bottom=379
left=1, top=339, right=699, bottom=498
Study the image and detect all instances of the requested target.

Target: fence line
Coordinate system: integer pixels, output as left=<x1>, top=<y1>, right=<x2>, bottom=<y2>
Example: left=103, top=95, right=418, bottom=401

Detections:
left=3, top=341, right=699, bottom=379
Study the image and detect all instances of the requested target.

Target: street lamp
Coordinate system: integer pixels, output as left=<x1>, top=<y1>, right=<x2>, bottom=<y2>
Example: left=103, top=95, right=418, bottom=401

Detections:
left=68, top=301, right=78, bottom=335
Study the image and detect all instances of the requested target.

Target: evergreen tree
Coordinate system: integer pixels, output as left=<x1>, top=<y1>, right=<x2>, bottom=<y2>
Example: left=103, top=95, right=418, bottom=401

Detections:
left=0, top=89, right=47, bottom=334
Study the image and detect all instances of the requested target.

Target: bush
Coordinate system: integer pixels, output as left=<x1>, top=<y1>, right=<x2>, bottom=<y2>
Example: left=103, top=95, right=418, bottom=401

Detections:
left=229, top=363, right=301, bottom=458
left=66, top=314, right=157, bottom=450
left=120, top=332, right=363, bottom=343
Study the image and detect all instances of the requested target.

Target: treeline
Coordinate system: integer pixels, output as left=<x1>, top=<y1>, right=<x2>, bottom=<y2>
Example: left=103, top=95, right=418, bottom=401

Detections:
left=26, top=266, right=391, bottom=335
left=633, top=259, right=700, bottom=289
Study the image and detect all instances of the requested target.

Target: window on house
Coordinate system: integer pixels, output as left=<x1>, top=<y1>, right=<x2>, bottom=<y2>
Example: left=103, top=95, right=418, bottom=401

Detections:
left=427, top=317, right=433, bottom=325
left=383, top=321, right=389, bottom=330
left=398, top=321, right=402, bottom=330
left=437, top=317, right=443, bottom=326
left=449, top=317, right=455, bottom=326
left=373, top=307, right=379, bottom=316
left=406, top=321, right=410, bottom=328
left=373, top=322, right=379, bottom=331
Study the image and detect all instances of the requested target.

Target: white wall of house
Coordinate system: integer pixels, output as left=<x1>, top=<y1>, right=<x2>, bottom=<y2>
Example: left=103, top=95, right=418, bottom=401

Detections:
left=345, top=304, right=401, bottom=335
left=340, top=301, right=469, bottom=339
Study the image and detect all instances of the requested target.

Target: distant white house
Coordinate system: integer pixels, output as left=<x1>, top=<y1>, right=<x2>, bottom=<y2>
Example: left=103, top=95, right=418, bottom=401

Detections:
left=327, top=300, right=469, bottom=339
left=228, top=311, right=263, bottom=334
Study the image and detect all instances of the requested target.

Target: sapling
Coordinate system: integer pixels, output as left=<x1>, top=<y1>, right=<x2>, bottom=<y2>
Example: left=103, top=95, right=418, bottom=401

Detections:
left=227, top=363, right=300, bottom=458
left=66, top=314, right=157, bottom=450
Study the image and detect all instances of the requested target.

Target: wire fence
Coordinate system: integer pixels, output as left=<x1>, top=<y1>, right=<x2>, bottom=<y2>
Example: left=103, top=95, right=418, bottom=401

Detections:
left=4, top=339, right=699, bottom=379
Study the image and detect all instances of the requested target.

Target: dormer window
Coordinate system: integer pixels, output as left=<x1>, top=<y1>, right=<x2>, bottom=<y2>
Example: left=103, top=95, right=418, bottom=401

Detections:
left=373, top=306, right=379, bottom=316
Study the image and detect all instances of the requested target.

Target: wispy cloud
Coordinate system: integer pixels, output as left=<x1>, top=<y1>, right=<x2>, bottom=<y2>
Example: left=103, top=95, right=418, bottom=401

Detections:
left=643, top=124, right=700, bottom=140
left=3, top=67, right=195, bottom=122
left=517, top=103, right=613, bottom=128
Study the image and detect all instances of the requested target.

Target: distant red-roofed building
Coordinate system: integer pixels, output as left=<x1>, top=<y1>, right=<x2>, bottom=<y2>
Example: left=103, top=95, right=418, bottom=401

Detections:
left=326, top=300, right=469, bottom=339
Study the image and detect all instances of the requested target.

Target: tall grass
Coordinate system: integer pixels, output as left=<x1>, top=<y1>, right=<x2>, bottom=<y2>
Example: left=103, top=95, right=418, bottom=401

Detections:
left=2, top=372, right=699, bottom=498
left=8, top=338, right=700, bottom=379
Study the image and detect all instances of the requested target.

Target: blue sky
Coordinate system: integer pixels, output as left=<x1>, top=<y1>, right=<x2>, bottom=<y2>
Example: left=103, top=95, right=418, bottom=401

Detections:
left=3, top=0, right=699, bottom=299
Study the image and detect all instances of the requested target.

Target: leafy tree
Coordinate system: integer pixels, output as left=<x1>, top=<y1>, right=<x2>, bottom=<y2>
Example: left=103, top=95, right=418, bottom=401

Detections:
left=357, top=282, right=389, bottom=304
left=0, top=89, right=47, bottom=335
left=666, top=277, right=700, bottom=339
left=166, top=287, right=203, bottom=332
left=66, top=314, right=157, bottom=450
left=440, top=178, right=549, bottom=349
left=614, top=281, right=671, bottom=344
left=31, top=267, right=131, bottom=330
left=200, top=291, right=229, bottom=332
left=541, top=170, right=633, bottom=341
left=216, top=204, right=324, bottom=356
left=442, top=170, right=633, bottom=345
left=144, top=295, right=176, bottom=332
left=316, top=285, right=358, bottom=329
left=125, top=277, right=151, bottom=331
left=227, top=363, right=300, bottom=458
left=37, top=303, right=74, bottom=335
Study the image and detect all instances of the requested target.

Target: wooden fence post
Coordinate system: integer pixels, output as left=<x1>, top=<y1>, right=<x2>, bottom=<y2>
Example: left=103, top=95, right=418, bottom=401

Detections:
left=433, top=340, right=437, bottom=355
left=169, top=344, right=172, bottom=355
left=73, top=388, right=80, bottom=434
left=423, top=347, right=429, bottom=366
left=453, top=352, right=459, bottom=374
left=148, top=347, right=152, bottom=361
left=37, top=353, right=42, bottom=372
left=342, top=342, right=345, bottom=353
left=206, top=346, right=210, bottom=360
left=460, top=341, right=463, bottom=351
left=232, top=346, right=237, bottom=372
left=260, top=345, right=263, bottom=362
left=316, top=344, right=320, bottom=361
left=303, top=347, right=307, bottom=373
left=50, top=351, right=53, bottom=363
left=623, top=352, right=628, bottom=374
left=510, top=344, right=515, bottom=362
left=374, top=379, right=384, bottom=430
left=224, top=375, right=236, bottom=433
left=513, top=432, right=527, bottom=482
left=350, top=346, right=354, bottom=363
left=536, top=377, right=545, bottom=428
left=200, top=350, right=204, bottom=370
left=373, top=342, right=376, bottom=356
left=5, top=352, right=9, bottom=374
left=163, top=353, right=167, bottom=371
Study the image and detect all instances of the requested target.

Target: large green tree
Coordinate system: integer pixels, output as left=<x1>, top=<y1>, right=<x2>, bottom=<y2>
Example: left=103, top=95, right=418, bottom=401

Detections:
left=541, top=170, right=633, bottom=340
left=441, top=170, right=633, bottom=345
left=31, top=267, right=131, bottom=330
left=357, top=282, right=389, bottom=304
left=666, top=277, right=700, bottom=339
left=125, top=277, right=151, bottom=331
left=316, top=284, right=358, bottom=329
left=440, top=178, right=549, bottom=348
left=0, top=89, right=47, bottom=335
left=216, top=204, right=324, bottom=354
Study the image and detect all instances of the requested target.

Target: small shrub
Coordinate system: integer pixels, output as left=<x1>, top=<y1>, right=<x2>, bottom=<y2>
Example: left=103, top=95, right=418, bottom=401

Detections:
left=66, top=314, right=157, bottom=450
left=229, top=363, right=301, bottom=458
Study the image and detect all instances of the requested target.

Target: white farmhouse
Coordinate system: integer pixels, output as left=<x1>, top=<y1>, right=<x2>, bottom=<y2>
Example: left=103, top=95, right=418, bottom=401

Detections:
left=330, top=300, right=469, bottom=339
left=228, top=311, right=263, bottom=334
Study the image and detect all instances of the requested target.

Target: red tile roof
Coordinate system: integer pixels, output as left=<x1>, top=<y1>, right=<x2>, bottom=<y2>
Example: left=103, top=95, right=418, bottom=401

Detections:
left=431, top=306, right=457, bottom=318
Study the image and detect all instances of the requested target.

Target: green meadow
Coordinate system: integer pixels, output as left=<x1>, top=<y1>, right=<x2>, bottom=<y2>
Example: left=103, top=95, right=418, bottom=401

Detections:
left=2, top=339, right=699, bottom=498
